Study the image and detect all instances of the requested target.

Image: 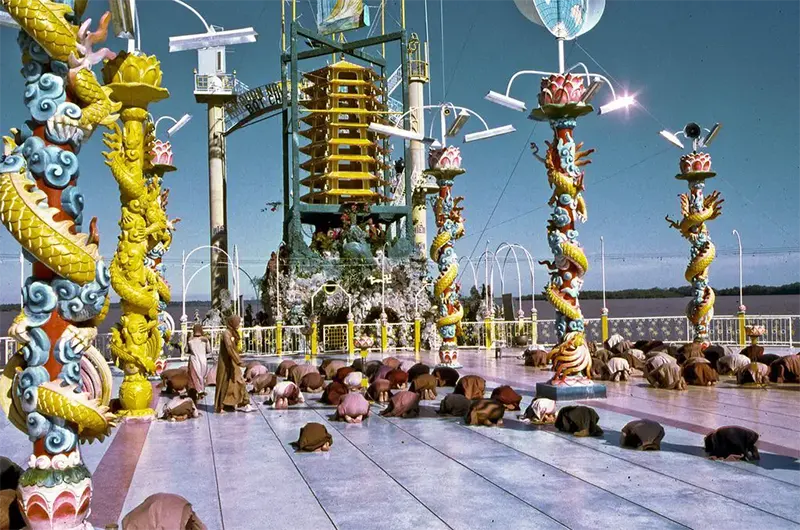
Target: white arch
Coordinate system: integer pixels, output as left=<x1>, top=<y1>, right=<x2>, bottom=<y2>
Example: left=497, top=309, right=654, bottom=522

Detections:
left=457, top=256, right=481, bottom=293
left=181, top=245, right=239, bottom=322
left=495, top=242, right=536, bottom=315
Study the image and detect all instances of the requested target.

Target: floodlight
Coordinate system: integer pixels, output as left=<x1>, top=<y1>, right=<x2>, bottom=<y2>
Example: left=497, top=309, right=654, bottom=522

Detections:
left=598, top=95, right=635, bottom=115
left=108, top=0, right=136, bottom=39
left=166, top=114, right=192, bottom=137
left=0, top=10, right=19, bottom=28
left=580, top=79, right=603, bottom=104
left=684, top=122, right=702, bottom=139
left=169, top=27, right=258, bottom=53
left=368, top=122, right=423, bottom=142
left=464, top=125, right=516, bottom=143
left=446, top=110, right=471, bottom=137
left=659, top=130, right=685, bottom=149
left=429, top=139, right=443, bottom=149
left=701, top=123, right=722, bottom=147
left=485, top=91, right=527, bottom=112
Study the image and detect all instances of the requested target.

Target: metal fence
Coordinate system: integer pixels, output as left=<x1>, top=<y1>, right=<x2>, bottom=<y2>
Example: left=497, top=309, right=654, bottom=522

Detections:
left=1, top=314, right=796, bottom=368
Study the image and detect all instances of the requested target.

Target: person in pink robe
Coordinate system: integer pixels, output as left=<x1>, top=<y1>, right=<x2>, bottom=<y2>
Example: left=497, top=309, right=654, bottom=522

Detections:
left=186, top=324, right=211, bottom=402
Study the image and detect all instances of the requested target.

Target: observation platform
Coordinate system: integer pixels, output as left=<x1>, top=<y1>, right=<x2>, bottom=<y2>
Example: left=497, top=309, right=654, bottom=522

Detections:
left=2, top=349, right=798, bottom=529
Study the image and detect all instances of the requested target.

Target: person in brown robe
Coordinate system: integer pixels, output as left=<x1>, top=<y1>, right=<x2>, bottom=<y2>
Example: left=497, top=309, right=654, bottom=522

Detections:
left=620, top=419, right=665, bottom=450
left=300, top=372, right=325, bottom=393
left=490, top=385, right=522, bottom=411
left=769, top=354, right=800, bottom=383
left=382, top=356, right=401, bottom=370
left=275, top=359, right=297, bottom=378
left=703, top=344, right=726, bottom=367
left=635, top=340, right=664, bottom=355
left=523, top=348, right=549, bottom=368
left=380, top=390, right=420, bottom=418
left=647, top=362, right=687, bottom=390
left=592, top=348, right=613, bottom=364
left=121, top=493, right=207, bottom=530
left=1, top=457, right=24, bottom=530
left=334, top=366, right=355, bottom=384
left=407, top=363, right=431, bottom=382
left=159, top=396, right=199, bottom=422
left=604, top=357, right=631, bottom=382
left=555, top=406, right=603, bottom=437
left=292, top=423, right=333, bottom=452
left=465, top=399, right=505, bottom=426
left=437, top=394, right=472, bottom=416
left=454, top=375, right=486, bottom=400
left=387, top=369, right=408, bottom=390
left=432, top=366, right=459, bottom=387
left=740, top=344, right=764, bottom=362
left=320, top=381, right=348, bottom=405
left=366, top=379, right=392, bottom=404
left=757, top=353, right=780, bottom=367
left=704, top=426, right=760, bottom=461
left=322, top=360, right=346, bottom=380
left=214, top=315, right=254, bottom=413
left=717, top=353, right=751, bottom=375
left=736, top=362, right=769, bottom=386
left=591, top=358, right=607, bottom=380
left=677, top=342, right=705, bottom=365
left=161, top=367, right=190, bottom=395
left=290, top=364, right=318, bottom=385
left=683, top=360, right=718, bottom=386
left=410, top=374, right=437, bottom=400
left=251, top=373, right=278, bottom=395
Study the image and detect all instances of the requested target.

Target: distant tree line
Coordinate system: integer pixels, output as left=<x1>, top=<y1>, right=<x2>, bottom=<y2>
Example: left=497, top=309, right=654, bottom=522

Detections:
left=520, top=282, right=800, bottom=301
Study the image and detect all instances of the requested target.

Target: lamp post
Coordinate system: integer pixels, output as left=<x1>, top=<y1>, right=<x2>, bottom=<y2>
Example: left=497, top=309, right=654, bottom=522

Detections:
left=600, top=236, right=609, bottom=342
left=275, top=241, right=285, bottom=356
left=373, top=104, right=514, bottom=368
left=662, top=122, right=724, bottom=346
left=732, top=229, right=746, bottom=345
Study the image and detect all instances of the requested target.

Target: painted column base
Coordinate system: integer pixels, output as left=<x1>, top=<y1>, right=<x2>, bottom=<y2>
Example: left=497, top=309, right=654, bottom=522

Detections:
left=18, top=461, right=93, bottom=530
left=536, top=381, right=606, bottom=401
left=437, top=344, right=462, bottom=369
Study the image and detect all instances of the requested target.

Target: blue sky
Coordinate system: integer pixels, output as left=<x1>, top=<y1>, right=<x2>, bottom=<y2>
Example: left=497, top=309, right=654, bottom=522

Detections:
left=1, top=0, right=798, bottom=303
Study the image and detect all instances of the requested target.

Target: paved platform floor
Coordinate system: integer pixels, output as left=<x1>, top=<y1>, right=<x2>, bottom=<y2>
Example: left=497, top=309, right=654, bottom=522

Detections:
left=2, top=349, right=800, bottom=529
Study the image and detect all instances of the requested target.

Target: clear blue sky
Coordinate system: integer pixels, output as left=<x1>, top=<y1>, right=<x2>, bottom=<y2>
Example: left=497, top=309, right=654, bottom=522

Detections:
left=1, top=0, right=798, bottom=303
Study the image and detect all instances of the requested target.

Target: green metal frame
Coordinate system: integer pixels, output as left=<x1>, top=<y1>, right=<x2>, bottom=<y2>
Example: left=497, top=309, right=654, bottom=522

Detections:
left=281, top=24, right=412, bottom=255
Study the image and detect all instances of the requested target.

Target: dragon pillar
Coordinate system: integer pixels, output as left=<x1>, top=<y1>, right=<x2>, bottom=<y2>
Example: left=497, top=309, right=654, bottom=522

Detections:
left=0, top=0, right=119, bottom=527
left=666, top=151, right=723, bottom=345
left=427, top=146, right=465, bottom=368
left=101, top=51, right=170, bottom=418
left=530, top=73, right=594, bottom=385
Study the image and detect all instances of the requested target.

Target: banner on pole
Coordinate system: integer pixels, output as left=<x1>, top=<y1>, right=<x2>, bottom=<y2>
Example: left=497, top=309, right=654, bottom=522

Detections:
left=316, top=0, right=371, bottom=36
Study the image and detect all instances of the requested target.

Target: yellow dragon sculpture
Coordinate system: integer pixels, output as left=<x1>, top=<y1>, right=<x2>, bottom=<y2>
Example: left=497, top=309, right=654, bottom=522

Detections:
left=0, top=0, right=122, bottom=526
left=666, top=172, right=723, bottom=343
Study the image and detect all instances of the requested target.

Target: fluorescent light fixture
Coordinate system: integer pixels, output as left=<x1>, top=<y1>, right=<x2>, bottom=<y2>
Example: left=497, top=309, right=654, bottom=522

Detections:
left=368, top=122, right=423, bottom=142
left=108, top=0, right=136, bottom=39
left=166, top=114, right=192, bottom=137
left=422, top=137, right=438, bottom=145
left=598, top=95, right=636, bottom=115
left=464, top=125, right=516, bottom=143
left=580, top=79, right=603, bottom=104
left=169, top=27, right=258, bottom=53
left=485, top=91, right=527, bottom=112
left=701, top=123, right=722, bottom=147
left=0, top=9, right=20, bottom=28
left=659, top=130, right=685, bottom=149
left=446, top=110, right=471, bottom=137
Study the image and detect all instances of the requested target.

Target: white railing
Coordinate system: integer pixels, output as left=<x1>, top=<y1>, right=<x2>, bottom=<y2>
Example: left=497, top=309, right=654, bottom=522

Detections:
left=1, top=315, right=795, bottom=368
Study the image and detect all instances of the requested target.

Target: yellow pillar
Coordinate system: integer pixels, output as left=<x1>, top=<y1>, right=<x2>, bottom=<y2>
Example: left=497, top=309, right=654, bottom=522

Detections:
left=381, top=318, right=388, bottom=353
left=360, top=348, right=369, bottom=388
left=347, top=317, right=355, bottom=362
left=414, top=317, right=422, bottom=361
left=310, top=319, right=318, bottom=359
left=737, top=311, right=746, bottom=346
left=276, top=319, right=283, bottom=357
left=485, top=315, right=494, bottom=350
left=601, top=308, right=609, bottom=343
left=530, top=310, right=538, bottom=345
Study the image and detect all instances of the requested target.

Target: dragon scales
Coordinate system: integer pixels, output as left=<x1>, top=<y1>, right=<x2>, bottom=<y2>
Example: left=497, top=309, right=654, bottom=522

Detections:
left=427, top=146, right=465, bottom=367
left=101, top=51, right=171, bottom=418
left=0, top=0, right=119, bottom=527
left=666, top=151, right=723, bottom=344
left=531, top=73, right=595, bottom=383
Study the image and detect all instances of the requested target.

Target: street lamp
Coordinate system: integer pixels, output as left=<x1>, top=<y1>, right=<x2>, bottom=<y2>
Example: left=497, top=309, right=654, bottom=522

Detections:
left=659, top=122, right=722, bottom=151
left=152, top=113, right=193, bottom=137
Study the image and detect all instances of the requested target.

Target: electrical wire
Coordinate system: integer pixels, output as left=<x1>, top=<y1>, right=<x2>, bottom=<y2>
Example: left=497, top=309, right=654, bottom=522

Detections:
left=439, top=0, right=445, bottom=101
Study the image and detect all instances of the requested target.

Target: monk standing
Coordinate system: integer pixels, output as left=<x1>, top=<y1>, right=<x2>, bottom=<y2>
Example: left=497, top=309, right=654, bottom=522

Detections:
left=187, top=323, right=211, bottom=402
left=214, top=315, right=255, bottom=413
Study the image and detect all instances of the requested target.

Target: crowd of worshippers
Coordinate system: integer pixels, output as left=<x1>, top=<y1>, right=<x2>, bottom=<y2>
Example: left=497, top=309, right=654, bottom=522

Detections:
left=521, top=333, right=800, bottom=390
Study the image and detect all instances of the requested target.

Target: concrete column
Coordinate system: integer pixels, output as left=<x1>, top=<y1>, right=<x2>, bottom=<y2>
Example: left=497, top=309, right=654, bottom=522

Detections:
left=409, top=79, right=427, bottom=258
left=208, top=102, right=229, bottom=309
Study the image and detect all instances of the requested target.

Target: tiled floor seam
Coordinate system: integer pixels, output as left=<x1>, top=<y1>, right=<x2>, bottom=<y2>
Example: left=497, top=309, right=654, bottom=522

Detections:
left=378, top=408, right=661, bottom=530
left=256, top=402, right=339, bottom=529
left=203, top=394, right=226, bottom=530
left=306, top=405, right=455, bottom=530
